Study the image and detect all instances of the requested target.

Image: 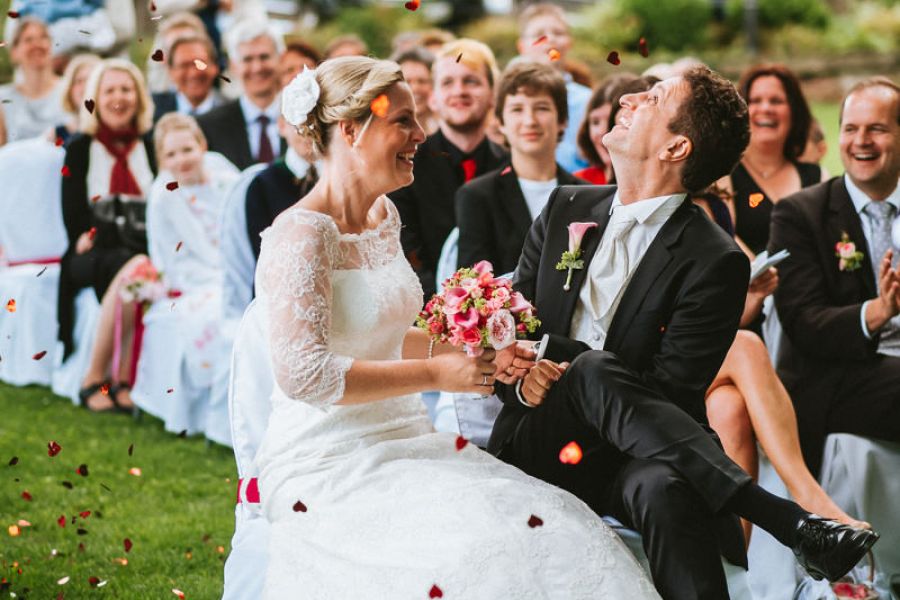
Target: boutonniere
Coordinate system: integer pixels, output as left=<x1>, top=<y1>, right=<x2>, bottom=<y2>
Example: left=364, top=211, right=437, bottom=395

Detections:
left=835, top=231, right=865, bottom=272
left=556, top=222, right=598, bottom=291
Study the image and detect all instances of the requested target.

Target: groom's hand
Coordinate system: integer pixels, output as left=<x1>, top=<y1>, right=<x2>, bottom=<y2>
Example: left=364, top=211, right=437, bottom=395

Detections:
left=520, top=360, right=568, bottom=407
left=494, top=341, right=538, bottom=385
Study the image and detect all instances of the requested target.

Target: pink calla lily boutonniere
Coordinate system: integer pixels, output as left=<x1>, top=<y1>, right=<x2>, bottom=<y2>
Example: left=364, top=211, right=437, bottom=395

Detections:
left=835, top=231, right=865, bottom=272
left=556, top=222, right=598, bottom=291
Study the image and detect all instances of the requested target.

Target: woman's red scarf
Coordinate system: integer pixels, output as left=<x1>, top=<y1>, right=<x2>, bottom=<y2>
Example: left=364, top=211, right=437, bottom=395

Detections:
left=95, top=123, right=142, bottom=196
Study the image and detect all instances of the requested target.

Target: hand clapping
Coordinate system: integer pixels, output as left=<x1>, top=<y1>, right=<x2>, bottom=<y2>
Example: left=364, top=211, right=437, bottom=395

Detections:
left=877, top=249, right=900, bottom=318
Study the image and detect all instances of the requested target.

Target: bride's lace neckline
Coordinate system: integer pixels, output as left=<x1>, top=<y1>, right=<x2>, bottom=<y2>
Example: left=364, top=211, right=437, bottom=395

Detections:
left=292, top=198, right=395, bottom=240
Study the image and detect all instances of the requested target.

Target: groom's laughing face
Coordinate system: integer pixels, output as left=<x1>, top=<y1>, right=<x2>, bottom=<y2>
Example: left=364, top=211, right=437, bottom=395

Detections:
left=603, top=77, right=690, bottom=164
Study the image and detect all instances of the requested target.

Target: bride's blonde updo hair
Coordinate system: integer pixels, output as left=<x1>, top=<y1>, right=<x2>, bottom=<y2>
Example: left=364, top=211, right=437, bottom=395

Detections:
left=286, top=56, right=404, bottom=157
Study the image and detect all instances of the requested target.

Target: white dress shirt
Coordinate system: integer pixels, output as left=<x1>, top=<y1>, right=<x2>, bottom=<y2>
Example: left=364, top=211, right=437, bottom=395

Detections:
left=176, top=90, right=218, bottom=116
left=517, top=192, right=685, bottom=407
left=846, top=175, right=900, bottom=356
left=518, top=177, right=559, bottom=220
left=239, top=95, right=281, bottom=161
left=569, top=193, right=686, bottom=349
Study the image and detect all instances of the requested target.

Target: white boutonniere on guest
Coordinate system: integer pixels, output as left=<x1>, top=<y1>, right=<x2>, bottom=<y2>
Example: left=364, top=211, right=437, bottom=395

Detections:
left=282, top=66, right=320, bottom=127
left=835, top=231, right=865, bottom=272
left=556, top=222, right=598, bottom=291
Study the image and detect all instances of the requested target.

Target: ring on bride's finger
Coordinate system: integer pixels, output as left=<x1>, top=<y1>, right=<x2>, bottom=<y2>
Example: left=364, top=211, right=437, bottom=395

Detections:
left=481, top=374, right=489, bottom=386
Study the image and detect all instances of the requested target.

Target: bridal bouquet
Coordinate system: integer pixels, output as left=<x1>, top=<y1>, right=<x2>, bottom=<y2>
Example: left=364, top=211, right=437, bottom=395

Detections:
left=416, top=261, right=540, bottom=356
left=119, top=259, right=177, bottom=304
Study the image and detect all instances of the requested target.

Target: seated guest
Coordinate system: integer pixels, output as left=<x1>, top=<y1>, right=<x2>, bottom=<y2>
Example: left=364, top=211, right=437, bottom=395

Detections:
left=516, top=2, right=591, bottom=172
left=799, top=117, right=828, bottom=166
left=769, top=77, right=900, bottom=476
left=0, top=17, right=64, bottom=146
left=390, top=47, right=439, bottom=136
left=456, top=61, right=584, bottom=275
left=573, top=75, right=635, bottom=184
left=390, top=39, right=507, bottom=298
left=246, top=115, right=318, bottom=261
left=145, top=11, right=208, bottom=94
left=198, top=18, right=285, bottom=170
left=323, top=34, right=367, bottom=59
left=58, top=59, right=157, bottom=412
left=152, top=34, right=224, bottom=122
left=48, top=53, right=101, bottom=146
left=279, top=40, right=320, bottom=88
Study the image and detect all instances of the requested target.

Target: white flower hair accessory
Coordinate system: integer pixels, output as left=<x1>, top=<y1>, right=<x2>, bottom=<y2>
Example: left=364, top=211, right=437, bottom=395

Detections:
left=281, top=66, right=320, bottom=127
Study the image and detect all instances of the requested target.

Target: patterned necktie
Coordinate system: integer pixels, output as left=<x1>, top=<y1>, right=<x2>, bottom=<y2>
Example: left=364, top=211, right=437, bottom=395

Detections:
left=257, top=115, right=275, bottom=164
left=863, top=201, right=897, bottom=281
left=460, top=158, right=477, bottom=183
left=585, top=215, right=639, bottom=342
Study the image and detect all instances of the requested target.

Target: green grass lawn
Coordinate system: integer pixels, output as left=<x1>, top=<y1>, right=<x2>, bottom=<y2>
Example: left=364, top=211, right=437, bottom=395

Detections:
left=0, top=383, right=236, bottom=599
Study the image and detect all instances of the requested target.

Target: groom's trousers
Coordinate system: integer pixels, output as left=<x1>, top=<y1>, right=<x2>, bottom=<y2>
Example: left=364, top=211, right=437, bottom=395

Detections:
left=496, top=350, right=752, bottom=600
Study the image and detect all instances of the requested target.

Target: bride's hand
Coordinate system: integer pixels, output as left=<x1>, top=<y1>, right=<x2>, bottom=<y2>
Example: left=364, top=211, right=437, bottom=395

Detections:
left=428, top=349, right=497, bottom=395
left=494, top=341, right=538, bottom=385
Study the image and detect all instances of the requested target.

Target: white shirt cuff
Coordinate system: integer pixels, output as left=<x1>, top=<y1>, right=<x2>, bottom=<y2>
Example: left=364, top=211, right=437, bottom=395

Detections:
left=515, top=380, right=534, bottom=408
left=861, top=300, right=874, bottom=339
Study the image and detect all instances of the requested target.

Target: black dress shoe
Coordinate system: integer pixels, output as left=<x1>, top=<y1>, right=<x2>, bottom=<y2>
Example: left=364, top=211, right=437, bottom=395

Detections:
left=793, top=515, right=879, bottom=582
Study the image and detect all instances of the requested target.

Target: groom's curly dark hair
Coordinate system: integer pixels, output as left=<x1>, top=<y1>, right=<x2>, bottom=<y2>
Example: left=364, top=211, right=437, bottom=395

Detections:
left=668, top=67, right=750, bottom=194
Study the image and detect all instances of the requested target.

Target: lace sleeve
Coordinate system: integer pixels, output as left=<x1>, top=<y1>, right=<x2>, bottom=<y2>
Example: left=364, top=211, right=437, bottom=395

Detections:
left=257, top=210, right=354, bottom=407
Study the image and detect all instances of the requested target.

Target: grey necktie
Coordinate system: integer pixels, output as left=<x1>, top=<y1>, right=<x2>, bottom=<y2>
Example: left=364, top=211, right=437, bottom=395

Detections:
left=863, top=201, right=897, bottom=281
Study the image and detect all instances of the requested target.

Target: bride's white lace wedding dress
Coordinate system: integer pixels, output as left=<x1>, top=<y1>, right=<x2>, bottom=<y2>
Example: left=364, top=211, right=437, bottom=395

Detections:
left=251, top=197, right=660, bottom=599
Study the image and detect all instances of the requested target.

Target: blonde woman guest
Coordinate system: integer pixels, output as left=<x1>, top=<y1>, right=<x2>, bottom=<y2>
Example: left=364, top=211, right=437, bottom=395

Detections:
left=145, top=113, right=239, bottom=385
left=46, top=54, right=102, bottom=146
left=0, top=17, right=65, bottom=145
left=58, top=59, right=157, bottom=412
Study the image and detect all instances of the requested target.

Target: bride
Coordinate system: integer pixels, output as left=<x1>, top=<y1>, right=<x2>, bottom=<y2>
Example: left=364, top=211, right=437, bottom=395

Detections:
left=249, top=56, right=660, bottom=598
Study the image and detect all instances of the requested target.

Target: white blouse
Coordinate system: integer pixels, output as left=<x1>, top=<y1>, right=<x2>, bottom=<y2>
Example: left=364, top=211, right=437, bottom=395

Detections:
left=86, top=138, right=155, bottom=198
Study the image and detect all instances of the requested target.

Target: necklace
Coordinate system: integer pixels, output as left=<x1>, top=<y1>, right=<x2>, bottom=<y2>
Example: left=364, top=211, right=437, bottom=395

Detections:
left=743, top=156, right=789, bottom=180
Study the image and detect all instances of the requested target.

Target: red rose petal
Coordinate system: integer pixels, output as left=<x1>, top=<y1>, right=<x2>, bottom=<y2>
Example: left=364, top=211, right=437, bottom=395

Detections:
left=532, top=35, right=547, bottom=46
left=33, top=350, right=47, bottom=360
left=500, top=165, right=512, bottom=176
left=171, top=589, right=185, bottom=599
left=638, top=37, right=649, bottom=58
left=166, top=181, right=179, bottom=191
left=77, top=464, right=89, bottom=477
left=527, top=514, right=543, bottom=528
left=61, top=165, right=71, bottom=177
left=151, top=49, right=164, bottom=62
left=429, top=584, right=444, bottom=598
left=455, top=435, right=468, bottom=451
left=606, top=51, right=621, bottom=66
left=55, top=137, right=64, bottom=147
left=58, top=515, right=66, bottom=528
left=8, top=11, right=20, bottom=18
left=404, top=0, right=420, bottom=10
left=124, top=537, right=133, bottom=553
left=90, top=194, right=101, bottom=203
left=48, top=441, right=62, bottom=457
left=21, top=490, right=32, bottom=501
left=79, top=510, right=91, bottom=519
left=87, top=226, right=97, bottom=240
left=6, top=299, right=15, bottom=312
left=88, top=576, right=100, bottom=587
left=559, top=440, right=583, bottom=464
left=83, top=99, right=94, bottom=114
left=292, top=500, right=307, bottom=513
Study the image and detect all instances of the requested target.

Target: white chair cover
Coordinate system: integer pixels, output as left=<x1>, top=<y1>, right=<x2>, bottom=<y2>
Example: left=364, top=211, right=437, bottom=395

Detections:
left=0, top=138, right=68, bottom=386
left=223, top=299, right=272, bottom=599
left=51, top=288, right=101, bottom=404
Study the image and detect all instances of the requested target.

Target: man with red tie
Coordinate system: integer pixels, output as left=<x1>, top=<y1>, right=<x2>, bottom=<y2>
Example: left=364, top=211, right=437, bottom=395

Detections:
left=390, top=38, right=507, bottom=299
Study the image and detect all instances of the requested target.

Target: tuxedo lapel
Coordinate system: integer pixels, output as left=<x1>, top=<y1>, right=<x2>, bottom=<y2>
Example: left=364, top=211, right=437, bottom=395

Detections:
left=827, top=179, right=877, bottom=297
left=604, top=199, right=691, bottom=349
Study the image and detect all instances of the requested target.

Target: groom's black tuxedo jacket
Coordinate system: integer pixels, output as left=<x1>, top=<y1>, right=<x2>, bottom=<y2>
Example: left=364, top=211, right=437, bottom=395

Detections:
left=489, top=185, right=751, bottom=455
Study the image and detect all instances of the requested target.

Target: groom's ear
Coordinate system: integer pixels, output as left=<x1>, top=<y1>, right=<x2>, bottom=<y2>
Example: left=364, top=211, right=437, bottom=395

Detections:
left=659, top=135, right=692, bottom=164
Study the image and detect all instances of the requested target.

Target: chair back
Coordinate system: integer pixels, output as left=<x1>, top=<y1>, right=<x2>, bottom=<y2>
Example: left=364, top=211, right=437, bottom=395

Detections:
left=228, top=299, right=274, bottom=479
left=0, top=138, right=67, bottom=263
left=221, top=164, right=267, bottom=322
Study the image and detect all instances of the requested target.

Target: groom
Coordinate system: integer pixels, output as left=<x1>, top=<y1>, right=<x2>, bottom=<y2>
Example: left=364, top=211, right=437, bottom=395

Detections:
left=490, top=67, right=877, bottom=600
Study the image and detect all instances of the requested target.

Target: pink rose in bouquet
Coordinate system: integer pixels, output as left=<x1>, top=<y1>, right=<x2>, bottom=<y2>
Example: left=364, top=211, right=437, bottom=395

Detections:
left=417, top=261, right=540, bottom=356
left=119, top=258, right=173, bottom=304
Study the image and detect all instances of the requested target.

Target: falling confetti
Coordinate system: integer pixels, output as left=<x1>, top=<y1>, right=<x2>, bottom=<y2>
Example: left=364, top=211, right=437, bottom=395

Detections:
left=429, top=584, right=444, bottom=598
left=166, top=388, right=174, bottom=394
left=62, top=481, right=74, bottom=489
left=61, top=165, right=71, bottom=177
left=33, top=350, right=48, bottom=360
left=113, top=557, right=129, bottom=565
left=606, top=51, right=621, bottom=66
left=48, top=441, right=62, bottom=457
left=91, top=194, right=101, bottom=203
left=547, top=48, right=561, bottom=62
left=17, top=519, right=31, bottom=527
left=100, top=383, right=109, bottom=396
left=78, top=30, right=91, bottom=35
left=638, top=37, right=649, bottom=57
left=218, top=74, right=231, bottom=84
left=7, top=11, right=20, bottom=18
left=166, top=181, right=179, bottom=191
left=8, top=525, right=20, bottom=536
left=57, top=576, right=70, bottom=585
left=79, top=510, right=91, bottom=519
left=175, top=241, right=183, bottom=252
left=37, top=266, right=47, bottom=277
left=129, top=467, right=142, bottom=476
left=88, top=576, right=101, bottom=587
left=55, top=137, right=64, bottom=147
left=527, top=514, right=544, bottom=528
left=150, top=1, right=157, bottom=10
left=84, top=99, right=94, bottom=114
left=558, top=440, right=583, bottom=465
left=172, top=590, right=185, bottom=599
left=77, top=464, right=89, bottom=476
left=456, top=53, right=463, bottom=63
left=8, top=456, right=18, bottom=466
left=128, top=443, right=134, bottom=455
left=21, top=490, right=32, bottom=501
left=454, top=435, right=468, bottom=451
left=87, top=226, right=97, bottom=240
left=532, top=35, right=547, bottom=46
left=500, top=165, right=512, bottom=176
left=292, top=500, right=308, bottom=513
left=77, top=527, right=88, bottom=535
left=370, top=94, right=390, bottom=118
left=749, top=192, right=764, bottom=208
left=57, top=515, right=66, bottom=528
left=193, top=59, right=207, bottom=70
left=124, top=538, right=133, bottom=553
left=6, top=299, right=16, bottom=313
left=404, top=0, right=420, bottom=10
left=151, top=49, right=164, bottom=62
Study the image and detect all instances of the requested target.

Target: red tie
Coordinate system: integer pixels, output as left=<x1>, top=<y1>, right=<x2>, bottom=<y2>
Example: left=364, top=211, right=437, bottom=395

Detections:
left=257, top=115, right=275, bottom=164
left=461, top=158, right=477, bottom=183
